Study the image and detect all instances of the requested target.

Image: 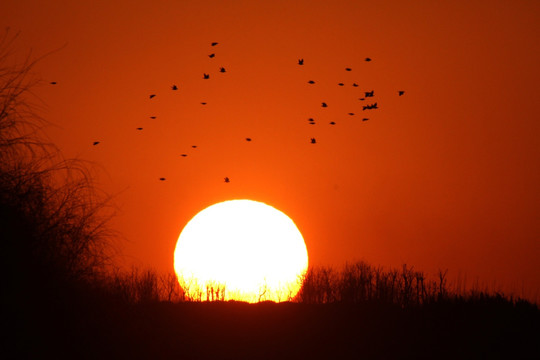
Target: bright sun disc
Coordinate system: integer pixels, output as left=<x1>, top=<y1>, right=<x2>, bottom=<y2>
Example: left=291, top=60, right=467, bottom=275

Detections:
left=174, top=199, right=308, bottom=303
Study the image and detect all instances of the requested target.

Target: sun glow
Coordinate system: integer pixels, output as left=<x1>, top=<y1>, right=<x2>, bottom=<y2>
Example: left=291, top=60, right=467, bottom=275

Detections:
left=174, top=200, right=308, bottom=302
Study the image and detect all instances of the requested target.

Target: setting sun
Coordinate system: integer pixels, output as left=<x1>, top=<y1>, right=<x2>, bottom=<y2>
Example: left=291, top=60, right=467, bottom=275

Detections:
left=174, top=199, right=308, bottom=302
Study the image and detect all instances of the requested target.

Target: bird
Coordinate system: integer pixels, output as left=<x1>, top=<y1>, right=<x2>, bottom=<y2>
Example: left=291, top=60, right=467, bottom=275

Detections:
left=298, top=59, right=304, bottom=65
left=201, top=102, right=207, bottom=105
left=308, top=118, right=315, bottom=122
left=219, top=67, right=226, bottom=73
left=398, top=90, right=405, bottom=96
left=365, top=90, right=374, bottom=97
left=310, top=138, right=317, bottom=144
left=149, top=94, right=156, bottom=99
left=246, top=138, right=252, bottom=142
left=359, top=98, right=365, bottom=101
left=159, top=178, right=166, bottom=181
left=345, top=67, right=352, bottom=71
left=338, top=83, right=344, bottom=86
left=192, top=145, right=197, bottom=148
left=348, top=112, right=355, bottom=116
left=203, top=73, right=209, bottom=79
left=93, top=141, right=100, bottom=146
left=172, top=85, right=178, bottom=90
left=224, top=177, right=230, bottom=183
left=150, top=116, right=156, bottom=119
left=50, top=81, right=57, bottom=85
left=362, top=118, right=369, bottom=121
left=136, top=127, right=143, bottom=130
left=209, top=53, right=215, bottom=58
left=330, top=121, right=336, bottom=125
left=211, top=42, right=218, bottom=46
left=365, top=57, right=372, bottom=62
left=322, top=102, right=328, bottom=108
left=308, top=80, right=315, bottom=84
left=181, top=154, right=187, bottom=157
left=352, top=83, right=359, bottom=87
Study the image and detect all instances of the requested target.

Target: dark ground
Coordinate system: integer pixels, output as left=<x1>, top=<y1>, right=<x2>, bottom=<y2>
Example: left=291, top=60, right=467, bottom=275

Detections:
left=5, top=295, right=539, bottom=359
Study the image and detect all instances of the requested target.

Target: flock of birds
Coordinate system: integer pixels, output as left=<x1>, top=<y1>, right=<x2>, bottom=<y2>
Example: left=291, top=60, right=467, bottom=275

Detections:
left=52, top=42, right=405, bottom=184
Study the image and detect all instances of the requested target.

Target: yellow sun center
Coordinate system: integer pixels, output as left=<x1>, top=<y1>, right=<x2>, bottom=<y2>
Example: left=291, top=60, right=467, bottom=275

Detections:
left=174, top=199, right=308, bottom=302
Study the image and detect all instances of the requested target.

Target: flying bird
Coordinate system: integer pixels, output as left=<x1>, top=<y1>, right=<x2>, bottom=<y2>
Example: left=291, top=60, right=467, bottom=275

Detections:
left=201, top=102, right=207, bottom=105
left=224, top=177, right=230, bottom=183
left=203, top=73, right=210, bottom=79
left=345, top=67, right=352, bottom=71
left=365, top=90, right=374, bottom=97
left=181, top=154, right=187, bottom=157
left=211, top=42, right=218, bottom=46
left=362, top=118, right=369, bottom=121
left=308, top=80, right=315, bottom=84
left=219, top=67, right=226, bottom=73
left=365, top=57, right=372, bottom=62
left=348, top=113, right=355, bottom=116
left=136, top=127, right=143, bottom=130
left=150, top=116, right=156, bottom=119
left=93, top=141, right=100, bottom=146
left=310, top=138, right=317, bottom=144
left=398, top=90, right=405, bottom=96
left=209, top=53, right=215, bottom=58
left=159, top=178, right=166, bottom=181
left=172, top=85, right=178, bottom=90
left=246, top=138, right=252, bottom=142
left=359, top=98, right=365, bottom=101
left=330, top=121, right=336, bottom=125
left=338, top=83, right=344, bottom=86
left=352, top=83, right=359, bottom=87
left=50, top=81, right=57, bottom=85
left=192, top=145, right=197, bottom=148
left=321, top=102, right=328, bottom=108
left=298, top=59, right=304, bottom=65
left=149, top=94, right=156, bottom=99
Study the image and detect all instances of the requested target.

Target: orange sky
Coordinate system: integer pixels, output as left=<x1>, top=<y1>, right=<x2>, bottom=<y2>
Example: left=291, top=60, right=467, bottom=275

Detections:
left=3, top=0, right=539, bottom=300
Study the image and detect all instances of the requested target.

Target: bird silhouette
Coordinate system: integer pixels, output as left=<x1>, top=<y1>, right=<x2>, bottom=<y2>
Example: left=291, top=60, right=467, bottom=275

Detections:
left=348, top=113, right=355, bottom=116
left=211, top=42, right=218, bottom=46
left=310, top=138, right=317, bottom=144
left=322, top=102, right=328, bottom=107
left=224, top=177, right=230, bottom=183
left=209, top=53, right=215, bottom=58
left=172, top=85, right=178, bottom=90
left=398, top=90, right=405, bottom=96
left=50, top=81, right=57, bottom=85
left=345, top=67, right=352, bottom=71
left=352, top=83, right=359, bottom=87
left=159, top=178, right=166, bottom=181
left=308, top=80, right=315, bottom=84
left=192, top=145, right=197, bottom=148
left=136, top=127, right=143, bottom=130
left=201, top=102, right=207, bottom=105
left=203, top=73, right=210, bottom=79
left=246, top=138, right=252, bottom=141
left=93, top=141, right=100, bottom=146
left=181, top=154, right=187, bottom=157
left=330, top=121, right=336, bottom=125
left=150, top=116, right=156, bottom=119
left=149, top=94, right=156, bottom=99
left=219, top=67, right=226, bottom=73
left=359, top=98, right=365, bottom=101
left=365, top=90, right=374, bottom=97
left=365, top=57, right=372, bottom=62
left=298, top=59, right=304, bottom=65
left=362, top=118, right=369, bottom=121
left=338, top=83, right=344, bottom=86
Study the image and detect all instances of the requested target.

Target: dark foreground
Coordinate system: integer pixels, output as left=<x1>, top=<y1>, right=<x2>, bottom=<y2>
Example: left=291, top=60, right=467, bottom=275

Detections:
left=6, top=296, right=539, bottom=359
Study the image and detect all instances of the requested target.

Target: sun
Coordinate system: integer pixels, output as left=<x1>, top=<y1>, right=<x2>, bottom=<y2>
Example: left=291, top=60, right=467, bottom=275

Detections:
left=174, top=199, right=308, bottom=303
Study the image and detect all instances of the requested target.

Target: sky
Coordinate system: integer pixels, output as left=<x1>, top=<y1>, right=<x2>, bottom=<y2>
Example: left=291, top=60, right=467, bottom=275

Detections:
left=2, top=0, right=539, bottom=300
